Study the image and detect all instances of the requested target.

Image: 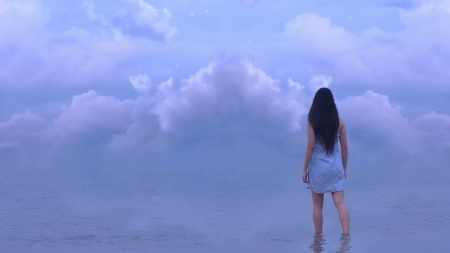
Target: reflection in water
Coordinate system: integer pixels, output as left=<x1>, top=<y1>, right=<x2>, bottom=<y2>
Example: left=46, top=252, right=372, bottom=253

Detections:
left=310, top=233, right=326, bottom=253
left=309, top=233, right=351, bottom=253
left=336, top=234, right=351, bottom=253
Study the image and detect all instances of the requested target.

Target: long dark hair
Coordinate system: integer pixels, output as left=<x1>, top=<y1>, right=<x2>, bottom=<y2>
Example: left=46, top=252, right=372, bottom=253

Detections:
left=308, top=88, right=339, bottom=155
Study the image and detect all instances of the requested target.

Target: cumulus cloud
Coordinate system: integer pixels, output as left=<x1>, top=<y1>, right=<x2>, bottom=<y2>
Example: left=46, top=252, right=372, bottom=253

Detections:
left=338, top=91, right=423, bottom=155
left=268, top=6, right=450, bottom=91
left=0, top=91, right=134, bottom=169
left=111, top=57, right=311, bottom=152
left=283, top=13, right=357, bottom=53
left=308, top=75, right=333, bottom=93
left=114, top=0, right=178, bottom=41
left=152, top=57, right=309, bottom=137
left=0, top=111, right=50, bottom=169
left=0, top=0, right=180, bottom=92
left=81, top=0, right=178, bottom=41
left=414, top=112, right=450, bottom=156
left=42, top=91, right=134, bottom=147
left=129, top=74, right=153, bottom=93
left=0, top=57, right=312, bottom=168
left=0, top=56, right=449, bottom=171
left=0, top=112, right=49, bottom=144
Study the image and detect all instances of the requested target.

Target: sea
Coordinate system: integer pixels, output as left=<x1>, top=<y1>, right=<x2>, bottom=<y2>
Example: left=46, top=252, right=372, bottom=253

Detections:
left=1, top=160, right=449, bottom=253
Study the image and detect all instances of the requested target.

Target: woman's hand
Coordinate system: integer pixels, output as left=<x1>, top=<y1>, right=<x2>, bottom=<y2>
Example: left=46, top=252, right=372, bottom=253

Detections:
left=302, top=171, right=309, bottom=183
left=344, top=169, right=347, bottom=179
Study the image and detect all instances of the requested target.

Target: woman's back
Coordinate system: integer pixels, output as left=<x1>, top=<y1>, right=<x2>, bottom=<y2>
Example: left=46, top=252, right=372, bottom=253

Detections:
left=308, top=128, right=345, bottom=194
left=314, top=133, right=340, bottom=157
left=302, top=87, right=350, bottom=234
left=313, top=119, right=345, bottom=160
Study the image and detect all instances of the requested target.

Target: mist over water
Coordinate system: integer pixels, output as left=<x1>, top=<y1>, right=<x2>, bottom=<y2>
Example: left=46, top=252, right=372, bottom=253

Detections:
left=1, top=155, right=450, bottom=253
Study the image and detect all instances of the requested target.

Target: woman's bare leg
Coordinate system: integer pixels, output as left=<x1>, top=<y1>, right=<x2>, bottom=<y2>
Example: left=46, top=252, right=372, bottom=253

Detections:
left=311, top=191, right=324, bottom=233
left=331, top=191, right=350, bottom=234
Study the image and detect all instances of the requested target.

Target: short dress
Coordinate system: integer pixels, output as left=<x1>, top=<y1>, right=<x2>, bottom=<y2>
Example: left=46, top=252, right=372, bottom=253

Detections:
left=307, top=135, right=345, bottom=194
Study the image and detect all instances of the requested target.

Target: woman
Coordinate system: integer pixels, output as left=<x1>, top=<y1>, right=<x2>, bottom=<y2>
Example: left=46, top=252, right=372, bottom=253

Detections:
left=302, top=87, right=350, bottom=234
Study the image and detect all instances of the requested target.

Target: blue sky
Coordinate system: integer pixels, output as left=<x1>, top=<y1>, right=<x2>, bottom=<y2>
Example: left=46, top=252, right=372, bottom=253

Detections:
left=0, top=0, right=449, bottom=172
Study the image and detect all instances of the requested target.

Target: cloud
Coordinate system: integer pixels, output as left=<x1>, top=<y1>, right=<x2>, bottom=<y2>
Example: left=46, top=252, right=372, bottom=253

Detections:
left=264, top=6, right=450, bottom=92
left=0, top=0, right=50, bottom=48
left=42, top=91, right=134, bottom=148
left=152, top=57, right=308, bottom=138
left=111, top=56, right=311, bottom=152
left=1, top=0, right=449, bottom=174
left=129, top=74, right=153, bottom=93
left=0, top=91, right=134, bottom=168
left=113, top=0, right=178, bottom=41
left=0, top=112, right=49, bottom=145
left=0, top=0, right=181, bottom=93
left=308, top=75, right=333, bottom=93
left=414, top=111, right=450, bottom=155
left=0, top=111, right=50, bottom=169
left=282, top=13, right=357, bottom=53
left=338, top=91, right=423, bottom=155
left=378, top=0, right=422, bottom=8
left=81, top=0, right=178, bottom=41
left=81, top=0, right=99, bottom=21
left=0, top=56, right=449, bottom=171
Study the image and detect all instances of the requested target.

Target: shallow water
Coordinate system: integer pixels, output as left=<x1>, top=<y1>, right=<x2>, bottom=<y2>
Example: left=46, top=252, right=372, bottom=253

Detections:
left=1, top=167, right=449, bottom=253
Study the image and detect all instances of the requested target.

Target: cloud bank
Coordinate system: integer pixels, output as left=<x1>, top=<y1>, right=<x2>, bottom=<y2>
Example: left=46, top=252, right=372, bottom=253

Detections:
left=1, top=56, right=449, bottom=172
left=252, top=3, right=450, bottom=92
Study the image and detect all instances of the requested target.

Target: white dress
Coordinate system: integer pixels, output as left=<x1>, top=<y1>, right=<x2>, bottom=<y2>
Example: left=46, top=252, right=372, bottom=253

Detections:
left=307, top=135, right=345, bottom=194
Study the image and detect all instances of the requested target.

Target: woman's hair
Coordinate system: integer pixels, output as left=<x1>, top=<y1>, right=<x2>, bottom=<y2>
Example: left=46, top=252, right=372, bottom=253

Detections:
left=308, top=87, right=339, bottom=155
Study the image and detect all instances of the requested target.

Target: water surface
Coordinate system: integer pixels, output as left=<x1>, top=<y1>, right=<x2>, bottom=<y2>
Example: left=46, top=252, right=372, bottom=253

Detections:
left=1, top=166, right=449, bottom=253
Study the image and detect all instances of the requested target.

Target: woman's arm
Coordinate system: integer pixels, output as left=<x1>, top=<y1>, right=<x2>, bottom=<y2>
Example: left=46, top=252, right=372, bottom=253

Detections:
left=339, top=118, right=348, bottom=173
left=303, top=122, right=315, bottom=173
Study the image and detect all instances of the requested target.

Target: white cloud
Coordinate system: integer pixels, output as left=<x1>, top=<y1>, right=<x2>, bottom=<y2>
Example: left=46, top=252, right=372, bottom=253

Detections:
left=308, top=75, right=333, bottom=93
left=0, top=0, right=182, bottom=92
left=81, top=0, right=98, bottom=21
left=129, top=74, right=153, bottom=93
left=0, top=0, right=50, bottom=49
left=414, top=111, right=450, bottom=155
left=1, top=57, right=448, bottom=159
left=152, top=57, right=309, bottom=138
left=270, top=6, right=450, bottom=91
left=338, top=91, right=423, bottom=155
left=114, top=0, right=178, bottom=41
left=110, top=57, right=311, bottom=152
left=0, top=91, right=134, bottom=169
left=0, top=111, right=50, bottom=169
left=1, top=0, right=449, bottom=173
left=0, top=112, right=49, bottom=144
left=42, top=91, right=134, bottom=147
left=283, top=13, right=357, bottom=53
left=81, top=0, right=178, bottom=41
left=0, top=49, right=449, bottom=170
left=107, top=95, right=162, bottom=152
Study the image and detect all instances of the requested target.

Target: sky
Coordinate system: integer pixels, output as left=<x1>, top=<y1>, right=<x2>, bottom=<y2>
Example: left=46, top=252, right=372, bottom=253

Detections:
left=0, top=0, right=449, bottom=174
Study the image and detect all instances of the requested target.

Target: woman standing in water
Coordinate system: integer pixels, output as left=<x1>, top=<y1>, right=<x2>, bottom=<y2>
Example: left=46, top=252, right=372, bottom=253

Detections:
left=302, top=87, right=350, bottom=234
